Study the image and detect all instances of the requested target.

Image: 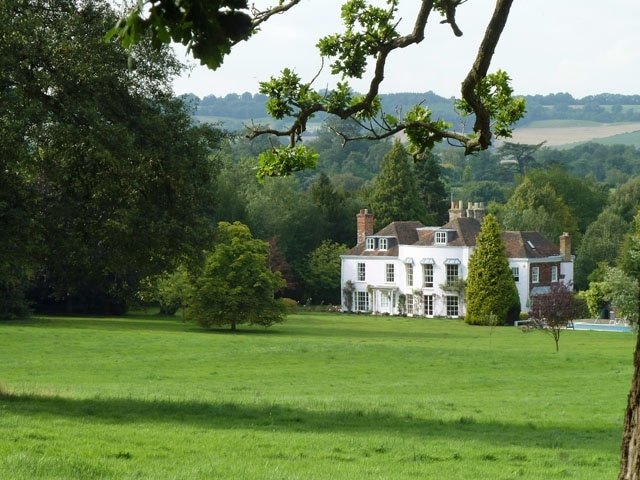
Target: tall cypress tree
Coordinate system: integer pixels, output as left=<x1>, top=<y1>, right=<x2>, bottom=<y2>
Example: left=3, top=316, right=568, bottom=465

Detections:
left=465, top=214, right=521, bottom=325
left=368, top=140, right=426, bottom=230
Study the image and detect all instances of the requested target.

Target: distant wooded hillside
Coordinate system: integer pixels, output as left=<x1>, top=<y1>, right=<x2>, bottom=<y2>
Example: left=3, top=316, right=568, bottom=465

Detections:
left=183, top=91, right=640, bottom=128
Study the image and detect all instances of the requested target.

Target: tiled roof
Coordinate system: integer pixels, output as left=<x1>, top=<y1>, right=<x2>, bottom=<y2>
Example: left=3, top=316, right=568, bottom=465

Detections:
left=376, top=221, right=424, bottom=244
left=346, top=216, right=562, bottom=261
left=501, top=231, right=560, bottom=259
left=442, top=217, right=482, bottom=246
left=345, top=221, right=423, bottom=256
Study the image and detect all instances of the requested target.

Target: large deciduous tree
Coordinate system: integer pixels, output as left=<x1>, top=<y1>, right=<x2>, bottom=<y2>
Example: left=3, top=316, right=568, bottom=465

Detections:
left=185, top=222, right=286, bottom=331
left=574, top=175, right=640, bottom=290
left=501, top=177, right=580, bottom=246
left=1, top=0, right=223, bottom=315
left=465, top=214, right=520, bottom=325
left=575, top=210, right=629, bottom=290
left=524, top=166, right=608, bottom=234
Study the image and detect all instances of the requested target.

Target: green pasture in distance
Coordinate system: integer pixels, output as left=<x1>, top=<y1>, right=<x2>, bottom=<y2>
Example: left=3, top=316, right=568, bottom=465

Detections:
left=597, top=129, right=640, bottom=147
left=0, top=313, right=635, bottom=479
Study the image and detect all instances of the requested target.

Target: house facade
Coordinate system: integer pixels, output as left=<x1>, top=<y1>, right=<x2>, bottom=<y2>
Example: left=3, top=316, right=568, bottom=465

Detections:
left=340, top=202, right=574, bottom=318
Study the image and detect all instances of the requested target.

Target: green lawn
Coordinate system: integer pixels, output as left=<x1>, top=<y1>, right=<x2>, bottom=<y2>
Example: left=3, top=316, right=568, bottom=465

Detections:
left=0, top=313, right=634, bottom=479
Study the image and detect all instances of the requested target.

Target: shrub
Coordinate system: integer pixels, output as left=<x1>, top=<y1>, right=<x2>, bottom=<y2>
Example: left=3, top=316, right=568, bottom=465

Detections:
left=280, top=298, right=299, bottom=313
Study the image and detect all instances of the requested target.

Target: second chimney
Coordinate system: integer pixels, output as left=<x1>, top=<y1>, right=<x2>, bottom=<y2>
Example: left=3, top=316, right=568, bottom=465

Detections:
left=560, top=232, right=571, bottom=262
left=356, top=209, right=374, bottom=245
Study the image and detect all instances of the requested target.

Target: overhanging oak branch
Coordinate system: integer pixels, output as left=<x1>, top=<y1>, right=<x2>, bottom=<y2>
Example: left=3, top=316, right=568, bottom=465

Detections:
left=247, top=0, right=517, bottom=157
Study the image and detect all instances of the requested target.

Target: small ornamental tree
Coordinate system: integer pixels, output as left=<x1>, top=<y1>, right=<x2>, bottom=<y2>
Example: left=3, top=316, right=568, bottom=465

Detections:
left=527, top=282, right=585, bottom=352
left=465, top=214, right=520, bottom=325
left=185, top=222, right=286, bottom=331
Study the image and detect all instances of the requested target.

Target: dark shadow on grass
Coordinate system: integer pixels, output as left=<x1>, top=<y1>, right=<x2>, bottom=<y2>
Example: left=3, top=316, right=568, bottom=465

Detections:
left=0, top=392, right=620, bottom=452
left=7, top=316, right=284, bottom=335
left=7, top=316, right=191, bottom=334
left=6, top=315, right=458, bottom=340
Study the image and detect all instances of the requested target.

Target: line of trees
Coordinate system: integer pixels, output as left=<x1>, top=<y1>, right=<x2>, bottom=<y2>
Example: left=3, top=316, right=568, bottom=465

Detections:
left=191, top=91, right=640, bottom=126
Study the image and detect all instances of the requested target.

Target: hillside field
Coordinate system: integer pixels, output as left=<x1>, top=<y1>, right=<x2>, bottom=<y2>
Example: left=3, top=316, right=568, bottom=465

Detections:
left=497, top=120, right=640, bottom=148
left=198, top=114, right=640, bottom=149
left=0, top=312, right=635, bottom=479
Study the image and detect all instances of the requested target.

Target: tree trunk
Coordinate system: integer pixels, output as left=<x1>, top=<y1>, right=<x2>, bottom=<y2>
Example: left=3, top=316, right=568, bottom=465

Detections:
left=619, top=288, right=640, bottom=479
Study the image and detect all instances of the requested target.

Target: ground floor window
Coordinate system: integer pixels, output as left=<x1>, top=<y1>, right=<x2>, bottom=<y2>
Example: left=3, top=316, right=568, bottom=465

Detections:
left=446, top=295, right=459, bottom=317
left=355, top=291, right=369, bottom=312
left=380, top=292, right=390, bottom=311
left=406, top=294, right=414, bottom=314
left=424, top=294, right=434, bottom=316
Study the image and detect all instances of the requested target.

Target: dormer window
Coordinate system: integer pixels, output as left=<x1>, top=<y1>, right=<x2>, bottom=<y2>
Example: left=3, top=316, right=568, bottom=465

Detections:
left=435, top=231, right=448, bottom=245
left=379, top=238, right=388, bottom=250
left=365, top=237, right=375, bottom=250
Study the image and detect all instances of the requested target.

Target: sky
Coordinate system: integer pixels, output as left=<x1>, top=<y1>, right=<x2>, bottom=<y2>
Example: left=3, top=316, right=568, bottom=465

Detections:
left=172, top=0, right=640, bottom=99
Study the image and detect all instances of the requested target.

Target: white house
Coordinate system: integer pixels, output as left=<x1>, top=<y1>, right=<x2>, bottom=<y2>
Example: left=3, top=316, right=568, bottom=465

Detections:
left=340, top=202, right=574, bottom=318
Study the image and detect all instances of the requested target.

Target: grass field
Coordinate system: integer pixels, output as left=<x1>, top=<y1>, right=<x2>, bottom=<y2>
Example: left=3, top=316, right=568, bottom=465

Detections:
left=0, top=313, right=635, bottom=479
left=509, top=120, right=640, bottom=147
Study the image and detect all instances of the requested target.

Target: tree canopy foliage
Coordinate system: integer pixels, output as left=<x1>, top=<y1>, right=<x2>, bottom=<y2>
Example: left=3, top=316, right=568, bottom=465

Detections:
left=185, top=221, right=286, bottom=330
left=301, top=240, right=349, bottom=305
left=368, top=141, right=426, bottom=230
left=1, top=0, right=223, bottom=315
left=500, top=177, right=581, bottom=247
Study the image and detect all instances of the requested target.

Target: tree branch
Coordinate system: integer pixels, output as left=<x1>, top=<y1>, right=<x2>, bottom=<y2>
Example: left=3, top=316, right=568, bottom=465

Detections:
left=248, top=1, right=437, bottom=144
left=247, top=0, right=304, bottom=40
left=460, top=0, right=514, bottom=153
left=247, top=0, right=522, bottom=178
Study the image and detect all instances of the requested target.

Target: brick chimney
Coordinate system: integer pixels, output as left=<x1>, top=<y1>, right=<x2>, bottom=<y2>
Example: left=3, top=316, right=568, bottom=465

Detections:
left=559, top=232, right=571, bottom=262
left=449, top=200, right=486, bottom=223
left=467, top=202, right=486, bottom=223
left=448, top=200, right=464, bottom=222
left=356, top=209, right=374, bottom=245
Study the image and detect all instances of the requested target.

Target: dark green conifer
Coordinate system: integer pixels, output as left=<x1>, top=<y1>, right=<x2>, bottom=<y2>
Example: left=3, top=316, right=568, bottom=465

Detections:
left=368, top=141, right=426, bottom=230
left=465, top=214, right=520, bottom=325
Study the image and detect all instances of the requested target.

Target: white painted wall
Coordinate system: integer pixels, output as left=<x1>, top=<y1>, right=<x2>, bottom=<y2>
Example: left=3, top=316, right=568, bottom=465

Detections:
left=341, top=243, right=473, bottom=317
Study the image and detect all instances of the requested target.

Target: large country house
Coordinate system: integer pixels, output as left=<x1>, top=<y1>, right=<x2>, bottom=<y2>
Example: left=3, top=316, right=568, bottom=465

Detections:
left=340, top=202, right=574, bottom=318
